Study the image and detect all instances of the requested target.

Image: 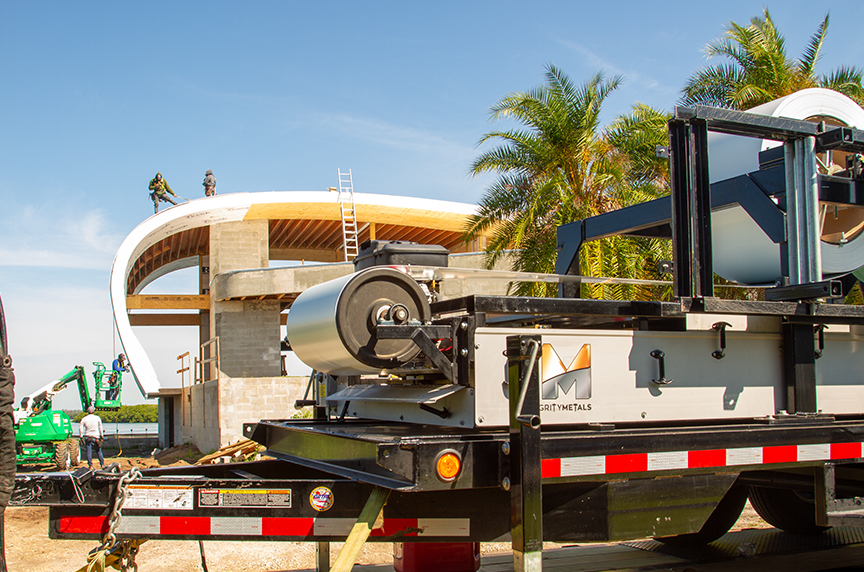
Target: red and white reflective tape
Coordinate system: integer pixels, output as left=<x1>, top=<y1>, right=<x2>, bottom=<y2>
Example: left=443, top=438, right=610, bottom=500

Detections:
left=541, top=442, right=864, bottom=479
left=57, top=516, right=471, bottom=538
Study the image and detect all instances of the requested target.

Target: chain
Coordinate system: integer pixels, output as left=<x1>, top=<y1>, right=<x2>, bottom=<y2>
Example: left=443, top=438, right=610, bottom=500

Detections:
left=86, top=466, right=142, bottom=572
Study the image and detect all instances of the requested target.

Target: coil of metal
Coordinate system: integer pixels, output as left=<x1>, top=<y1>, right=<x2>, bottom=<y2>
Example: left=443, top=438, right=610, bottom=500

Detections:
left=285, top=267, right=431, bottom=375
left=709, top=88, right=864, bottom=285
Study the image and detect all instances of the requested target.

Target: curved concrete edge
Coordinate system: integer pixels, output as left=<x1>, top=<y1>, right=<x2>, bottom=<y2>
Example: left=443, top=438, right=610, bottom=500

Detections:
left=110, top=191, right=480, bottom=398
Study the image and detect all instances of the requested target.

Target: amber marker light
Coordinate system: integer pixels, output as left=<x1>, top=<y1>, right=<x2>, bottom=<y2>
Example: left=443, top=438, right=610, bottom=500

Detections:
left=436, top=450, right=462, bottom=482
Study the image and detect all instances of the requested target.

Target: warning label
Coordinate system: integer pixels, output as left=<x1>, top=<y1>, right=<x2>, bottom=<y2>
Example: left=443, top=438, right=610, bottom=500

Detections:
left=198, top=489, right=292, bottom=509
left=126, top=485, right=194, bottom=511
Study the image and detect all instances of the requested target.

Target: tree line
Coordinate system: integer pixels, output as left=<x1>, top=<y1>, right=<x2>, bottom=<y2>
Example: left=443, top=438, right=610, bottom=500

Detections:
left=465, top=9, right=864, bottom=301
left=68, top=404, right=158, bottom=423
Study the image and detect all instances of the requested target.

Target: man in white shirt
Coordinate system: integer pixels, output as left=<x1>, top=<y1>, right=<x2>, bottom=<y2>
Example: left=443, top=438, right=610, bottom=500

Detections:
left=79, top=406, right=104, bottom=469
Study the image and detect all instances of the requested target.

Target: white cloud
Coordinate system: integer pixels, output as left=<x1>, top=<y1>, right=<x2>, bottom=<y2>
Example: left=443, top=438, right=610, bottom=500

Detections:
left=0, top=203, right=123, bottom=269
left=315, top=112, right=475, bottom=157
left=555, top=38, right=661, bottom=91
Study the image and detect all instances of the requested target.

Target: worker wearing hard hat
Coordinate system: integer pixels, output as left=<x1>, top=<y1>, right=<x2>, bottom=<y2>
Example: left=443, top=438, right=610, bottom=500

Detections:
left=149, top=172, right=178, bottom=213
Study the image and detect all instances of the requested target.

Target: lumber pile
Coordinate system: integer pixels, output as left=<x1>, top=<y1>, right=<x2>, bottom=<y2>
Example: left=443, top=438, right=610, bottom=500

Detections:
left=195, top=438, right=262, bottom=465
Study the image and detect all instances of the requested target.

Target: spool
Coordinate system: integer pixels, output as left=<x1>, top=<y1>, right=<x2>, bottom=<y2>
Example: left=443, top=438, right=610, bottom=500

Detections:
left=709, top=88, right=864, bottom=285
left=285, top=267, right=431, bottom=375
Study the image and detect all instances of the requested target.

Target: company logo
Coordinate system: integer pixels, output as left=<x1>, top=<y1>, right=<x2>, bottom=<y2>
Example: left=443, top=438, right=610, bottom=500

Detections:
left=309, top=486, right=334, bottom=512
left=541, top=343, right=591, bottom=400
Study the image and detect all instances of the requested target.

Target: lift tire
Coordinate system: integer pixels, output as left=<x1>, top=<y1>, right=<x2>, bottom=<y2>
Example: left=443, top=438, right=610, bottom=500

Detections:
left=66, top=439, right=80, bottom=468
left=53, top=441, right=70, bottom=471
left=748, top=486, right=830, bottom=534
left=655, top=485, right=749, bottom=545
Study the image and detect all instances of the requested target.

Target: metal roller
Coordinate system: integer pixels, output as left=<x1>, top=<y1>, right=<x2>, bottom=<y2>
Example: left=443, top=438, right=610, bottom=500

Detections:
left=285, top=267, right=431, bottom=375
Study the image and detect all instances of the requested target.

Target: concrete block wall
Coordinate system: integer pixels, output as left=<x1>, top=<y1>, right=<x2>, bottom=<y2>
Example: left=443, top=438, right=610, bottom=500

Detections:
left=182, top=376, right=307, bottom=453
left=215, top=299, right=281, bottom=378
left=217, top=376, right=307, bottom=447
left=209, top=220, right=269, bottom=276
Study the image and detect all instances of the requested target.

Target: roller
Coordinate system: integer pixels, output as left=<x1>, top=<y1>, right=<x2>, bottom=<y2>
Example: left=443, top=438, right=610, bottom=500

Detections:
left=285, top=267, right=431, bottom=375
left=709, top=88, right=864, bottom=285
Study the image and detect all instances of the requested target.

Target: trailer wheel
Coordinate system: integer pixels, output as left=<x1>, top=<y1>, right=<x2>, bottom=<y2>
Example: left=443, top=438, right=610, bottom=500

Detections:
left=748, top=486, right=830, bottom=534
left=656, top=485, right=748, bottom=545
left=53, top=441, right=70, bottom=471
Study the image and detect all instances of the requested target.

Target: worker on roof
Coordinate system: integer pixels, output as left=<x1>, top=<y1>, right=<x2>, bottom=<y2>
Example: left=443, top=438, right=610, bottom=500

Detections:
left=203, top=169, right=216, bottom=197
left=148, top=172, right=178, bottom=213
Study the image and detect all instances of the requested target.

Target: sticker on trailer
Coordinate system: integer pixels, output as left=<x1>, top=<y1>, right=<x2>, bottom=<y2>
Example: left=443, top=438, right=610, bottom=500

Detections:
left=126, top=485, right=194, bottom=510
left=198, top=489, right=292, bottom=508
left=309, top=486, right=334, bottom=512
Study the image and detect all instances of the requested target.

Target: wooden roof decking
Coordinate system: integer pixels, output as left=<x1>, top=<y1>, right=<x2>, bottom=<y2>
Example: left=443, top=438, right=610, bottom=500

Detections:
left=126, top=202, right=475, bottom=295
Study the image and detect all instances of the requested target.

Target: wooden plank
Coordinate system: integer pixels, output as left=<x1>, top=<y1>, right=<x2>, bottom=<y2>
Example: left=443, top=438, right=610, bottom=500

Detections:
left=126, top=295, right=210, bottom=310
left=330, top=486, right=391, bottom=572
left=128, top=314, right=202, bottom=326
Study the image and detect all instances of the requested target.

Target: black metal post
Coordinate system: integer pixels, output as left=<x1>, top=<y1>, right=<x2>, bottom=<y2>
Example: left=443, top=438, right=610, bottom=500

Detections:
left=555, top=220, right=584, bottom=298
left=691, top=118, right=714, bottom=297
left=782, top=322, right=818, bottom=413
left=508, top=335, right=543, bottom=572
left=669, top=119, right=693, bottom=299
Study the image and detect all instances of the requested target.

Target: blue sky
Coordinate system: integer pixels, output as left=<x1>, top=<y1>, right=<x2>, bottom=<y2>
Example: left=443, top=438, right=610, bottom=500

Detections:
left=2, top=1, right=863, bottom=409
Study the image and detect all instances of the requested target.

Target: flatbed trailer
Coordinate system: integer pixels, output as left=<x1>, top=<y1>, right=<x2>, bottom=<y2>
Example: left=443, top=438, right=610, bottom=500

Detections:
left=14, top=97, right=864, bottom=572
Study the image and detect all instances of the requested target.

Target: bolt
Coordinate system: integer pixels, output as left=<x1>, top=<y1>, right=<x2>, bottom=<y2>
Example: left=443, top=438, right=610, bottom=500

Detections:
left=501, top=477, right=511, bottom=491
left=460, top=348, right=468, bottom=357
left=501, top=442, right=510, bottom=455
left=460, top=321, right=468, bottom=330
left=478, top=416, right=485, bottom=423
left=641, top=412, right=647, bottom=419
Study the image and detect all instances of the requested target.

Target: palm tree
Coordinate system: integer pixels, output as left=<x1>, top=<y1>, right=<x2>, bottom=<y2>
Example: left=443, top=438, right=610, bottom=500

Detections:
left=465, top=66, right=670, bottom=298
left=682, top=9, right=864, bottom=110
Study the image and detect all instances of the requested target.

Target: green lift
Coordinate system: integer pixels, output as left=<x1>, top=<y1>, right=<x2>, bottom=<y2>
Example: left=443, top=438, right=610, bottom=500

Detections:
left=14, top=362, right=123, bottom=470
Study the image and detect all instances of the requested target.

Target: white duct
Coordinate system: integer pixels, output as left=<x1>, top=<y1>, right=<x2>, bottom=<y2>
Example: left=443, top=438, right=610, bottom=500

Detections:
left=709, top=88, right=864, bottom=285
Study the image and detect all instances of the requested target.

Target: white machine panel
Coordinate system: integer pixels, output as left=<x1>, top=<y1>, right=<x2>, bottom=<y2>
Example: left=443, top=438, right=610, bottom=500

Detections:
left=473, top=326, right=786, bottom=427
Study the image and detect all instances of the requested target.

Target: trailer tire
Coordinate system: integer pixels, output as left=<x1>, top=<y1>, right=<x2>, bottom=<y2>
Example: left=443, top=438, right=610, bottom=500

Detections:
left=748, top=486, right=830, bottom=534
left=656, top=485, right=748, bottom=545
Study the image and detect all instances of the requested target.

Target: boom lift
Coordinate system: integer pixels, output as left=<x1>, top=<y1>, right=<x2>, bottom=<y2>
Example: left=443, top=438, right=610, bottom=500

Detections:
left=14, top=362, right=123, bottom=470
left=12, top=96, right=864, bottom=572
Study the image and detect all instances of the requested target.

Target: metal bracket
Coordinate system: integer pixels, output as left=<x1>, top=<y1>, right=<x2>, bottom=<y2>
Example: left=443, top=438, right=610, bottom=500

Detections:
left=712, top=322, right=732, bottom=360
left=376, top=323, right=456, bottom=383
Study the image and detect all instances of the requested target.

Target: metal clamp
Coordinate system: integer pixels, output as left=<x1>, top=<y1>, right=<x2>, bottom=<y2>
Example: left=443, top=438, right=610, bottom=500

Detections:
left=712, top=321, right=732, bottom=360
left=650, top=350, right=673, bottom=385
left=815, top=324, right=826, bottom=359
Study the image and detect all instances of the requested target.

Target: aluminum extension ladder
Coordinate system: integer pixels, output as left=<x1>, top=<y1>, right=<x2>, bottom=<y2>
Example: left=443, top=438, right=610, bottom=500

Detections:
left=337, top=169, right=360, bottom=262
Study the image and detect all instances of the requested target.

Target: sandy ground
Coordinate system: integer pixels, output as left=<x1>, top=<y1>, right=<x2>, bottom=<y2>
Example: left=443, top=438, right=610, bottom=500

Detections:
left=5, top=445, right=773, bottom=572
left=4, top=503, right=772, bottom=572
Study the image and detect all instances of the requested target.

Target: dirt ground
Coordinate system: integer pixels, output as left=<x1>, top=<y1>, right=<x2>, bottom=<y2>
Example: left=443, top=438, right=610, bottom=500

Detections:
left=5, top=445, right=774, bottom=572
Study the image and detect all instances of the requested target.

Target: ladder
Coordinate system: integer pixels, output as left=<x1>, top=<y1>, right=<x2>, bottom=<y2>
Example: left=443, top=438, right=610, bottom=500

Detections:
left=337, top=169, right=360, bottom=262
